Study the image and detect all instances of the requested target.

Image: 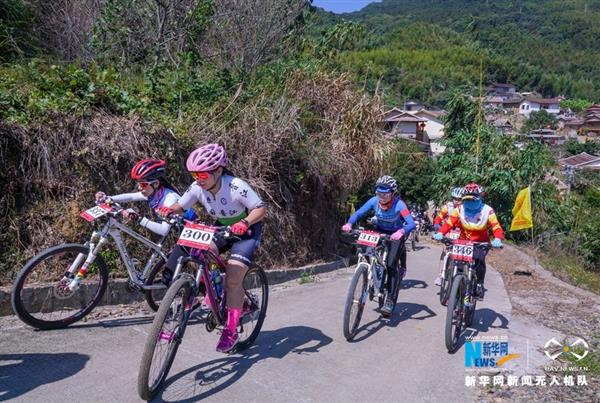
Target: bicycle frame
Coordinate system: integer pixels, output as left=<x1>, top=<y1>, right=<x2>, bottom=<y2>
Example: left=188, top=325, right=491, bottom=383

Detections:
left=356, top=241, right=389, bottom=298
left=172, top=248, right=229, bottom=324
left=65, top=216, right=171, bottom=291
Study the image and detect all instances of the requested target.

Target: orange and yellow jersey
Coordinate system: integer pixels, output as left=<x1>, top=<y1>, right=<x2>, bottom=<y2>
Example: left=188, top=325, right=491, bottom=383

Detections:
left=434, top=201, right=458, bottom=225
left=439, top=204, right=504, bottom=242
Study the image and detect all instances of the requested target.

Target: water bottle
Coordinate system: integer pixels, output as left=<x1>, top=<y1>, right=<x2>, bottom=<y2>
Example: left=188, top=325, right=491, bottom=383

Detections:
left=211, top=268, right=223, bottom=299
left=375, top=264, right=382, bottom=281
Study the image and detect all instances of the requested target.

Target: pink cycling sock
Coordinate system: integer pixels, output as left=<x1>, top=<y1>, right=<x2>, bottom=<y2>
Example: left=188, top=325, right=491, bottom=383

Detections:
left=226, top=307, right=242, bottom=332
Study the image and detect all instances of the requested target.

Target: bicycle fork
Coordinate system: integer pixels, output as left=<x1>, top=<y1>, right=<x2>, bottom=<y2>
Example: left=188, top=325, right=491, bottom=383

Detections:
left=463, top=266, right=475, bottom=308
left=65, top=233, right=109, bottom=292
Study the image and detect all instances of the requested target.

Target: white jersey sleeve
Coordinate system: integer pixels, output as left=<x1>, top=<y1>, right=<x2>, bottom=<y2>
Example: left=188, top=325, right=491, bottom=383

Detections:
left=230, top=178, right=264, bottom=210
left=178, top=183, right=201, bottom=210
left=110, top=192, right=147, bottom=203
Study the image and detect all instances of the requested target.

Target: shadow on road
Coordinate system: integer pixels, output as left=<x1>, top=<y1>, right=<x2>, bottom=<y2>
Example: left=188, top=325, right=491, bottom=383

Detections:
left=67, top=310, right=207, bottom=330
left=153, top=326, right=333, bottom=402
left=399, top=279, right=428, bottom=290
left=466, top=308, right=510, bottom=336
left=446, top=308, right=511, bottom=354
left=0, top=353, right=89, bottom=401
left=409, top=244, right=431, bottom=252
left=350, top=302, right=436, bottom=343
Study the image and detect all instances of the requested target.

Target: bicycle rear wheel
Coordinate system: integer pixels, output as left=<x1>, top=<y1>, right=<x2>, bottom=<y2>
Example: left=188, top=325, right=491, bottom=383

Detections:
left=343, top=264, right=368, bottom=341
left=236, top=266, right=269, bottom=351
left=138, top=276, right=192, bottom=401
left=445, top=274, right=465, bottom=353
left=11, top=244, right=109, bottom=330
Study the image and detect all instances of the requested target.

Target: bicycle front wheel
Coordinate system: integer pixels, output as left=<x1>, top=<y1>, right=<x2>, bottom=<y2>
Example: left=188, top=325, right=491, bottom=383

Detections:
left=138, top=277, right=192, bottom=401
left=465, top=278, right=478, bottom=327
left=144, top=257, right=169, bottom=312
left=445, top=274, right=465, bottom=353
left=439, top=256, right=452, bottom=306
left=11, top=244, right=109, bottom=330
left=343, top=264, right=368, bottom=341
left=236, top=266, right=269, bottom=351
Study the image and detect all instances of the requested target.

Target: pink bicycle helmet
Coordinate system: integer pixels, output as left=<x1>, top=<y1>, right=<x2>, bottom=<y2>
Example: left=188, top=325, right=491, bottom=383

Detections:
left=186, top=144, right=228, bottom=172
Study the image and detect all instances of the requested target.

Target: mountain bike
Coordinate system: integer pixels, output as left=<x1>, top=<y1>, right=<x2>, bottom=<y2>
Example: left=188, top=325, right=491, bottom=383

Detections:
left=137, top=218, right=268, bottom=400
left=11, top=201, right=179, bottom=330
left=438, top=230, right=461, bottom=306
left=408, top=213, right=419, bottom=251
left=342, top=228, right=400, bottom=341
left=436, top=238, right=493, bottom=352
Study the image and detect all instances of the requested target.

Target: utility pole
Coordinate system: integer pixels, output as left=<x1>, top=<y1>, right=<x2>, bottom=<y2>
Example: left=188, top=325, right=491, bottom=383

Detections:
left=566, top=165, right=576, bottom=195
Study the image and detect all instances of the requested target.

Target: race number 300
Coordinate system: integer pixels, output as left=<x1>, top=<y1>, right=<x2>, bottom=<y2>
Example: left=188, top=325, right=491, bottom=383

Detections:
left=177, top=223, right=215, bottom=250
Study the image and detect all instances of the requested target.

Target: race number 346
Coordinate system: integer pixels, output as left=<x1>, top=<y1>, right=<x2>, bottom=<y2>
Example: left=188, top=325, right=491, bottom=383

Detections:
left=452, top=243, right=474, bottom=262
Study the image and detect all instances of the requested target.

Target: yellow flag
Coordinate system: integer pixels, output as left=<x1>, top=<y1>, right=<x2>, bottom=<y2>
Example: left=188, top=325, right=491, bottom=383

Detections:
left=510, top=186, right=533, bottom=231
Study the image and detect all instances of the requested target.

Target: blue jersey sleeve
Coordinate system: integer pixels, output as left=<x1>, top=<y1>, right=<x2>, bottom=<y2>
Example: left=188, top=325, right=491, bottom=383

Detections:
left=348, top=197, right=378, bottom=225
left=396, top=200, right=416, bottom=233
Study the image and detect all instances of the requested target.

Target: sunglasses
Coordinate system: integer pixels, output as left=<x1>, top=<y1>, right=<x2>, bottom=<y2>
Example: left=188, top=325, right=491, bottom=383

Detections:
left=137, top=181, right=155, bottom=188
left=191, top=171, right=211, bottom=180
left=376, top=191, right=392, bottom=198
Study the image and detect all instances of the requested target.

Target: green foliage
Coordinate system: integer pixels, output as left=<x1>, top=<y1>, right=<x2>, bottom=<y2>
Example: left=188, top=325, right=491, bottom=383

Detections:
left=560, top=98, right=594, bottom=113
left=0, top=0, right=36, bottom=61
left=522, top=110, right=559, bottom=133
left=564, top=139, right=600, bottom=156
left=386, top=139, right=436, bottom=207
left=577, top=187, right=600, bottom=266
left=0, top=60, right=236, bottom=126
left=443, top=91, right=478, bottom=137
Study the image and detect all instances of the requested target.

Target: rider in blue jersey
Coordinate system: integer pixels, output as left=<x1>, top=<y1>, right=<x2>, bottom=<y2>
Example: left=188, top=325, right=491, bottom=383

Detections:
left=342, top=175, right=416, bottom=316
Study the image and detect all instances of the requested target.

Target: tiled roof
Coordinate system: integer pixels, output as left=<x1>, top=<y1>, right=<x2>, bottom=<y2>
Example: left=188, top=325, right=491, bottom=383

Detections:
left=559, top=152, right=600, bottom=167
left=525, top=97, right=561, bottom=105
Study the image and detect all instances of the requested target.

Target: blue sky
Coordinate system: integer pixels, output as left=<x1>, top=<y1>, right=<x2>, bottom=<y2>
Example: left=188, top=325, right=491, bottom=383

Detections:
left=312, top=0, right=382, bottom=14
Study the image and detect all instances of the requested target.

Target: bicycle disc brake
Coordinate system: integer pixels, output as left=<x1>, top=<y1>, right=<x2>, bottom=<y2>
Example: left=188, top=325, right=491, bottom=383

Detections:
left=205, top=311, right=218, bottom=332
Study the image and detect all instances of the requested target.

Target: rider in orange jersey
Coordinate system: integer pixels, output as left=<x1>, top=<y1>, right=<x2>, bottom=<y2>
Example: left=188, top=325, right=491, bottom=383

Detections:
left=434, top=183, right=503, bottom=299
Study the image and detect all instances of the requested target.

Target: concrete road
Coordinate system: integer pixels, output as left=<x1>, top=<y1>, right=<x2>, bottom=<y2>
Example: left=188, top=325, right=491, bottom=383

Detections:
left=0, top=243, right=513, bottom=402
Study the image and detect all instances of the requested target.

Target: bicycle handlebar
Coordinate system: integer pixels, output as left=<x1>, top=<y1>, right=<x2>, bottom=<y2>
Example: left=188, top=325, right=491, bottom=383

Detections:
left=432, top=237, right=500, bottom=250
left=343, top=228, right=392, bottom=242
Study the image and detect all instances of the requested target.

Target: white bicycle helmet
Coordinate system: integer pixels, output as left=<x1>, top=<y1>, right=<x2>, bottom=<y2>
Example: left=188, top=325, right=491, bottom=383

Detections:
left=375, top=175, right=398, bottom=193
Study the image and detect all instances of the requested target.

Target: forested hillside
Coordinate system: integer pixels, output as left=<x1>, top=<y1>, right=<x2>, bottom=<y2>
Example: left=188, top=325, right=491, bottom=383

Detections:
left=313, top=0, right=600, bottom=106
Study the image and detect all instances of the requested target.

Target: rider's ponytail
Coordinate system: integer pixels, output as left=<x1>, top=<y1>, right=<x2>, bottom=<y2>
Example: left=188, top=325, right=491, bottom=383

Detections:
left=158, top=177, right=181, bottom=196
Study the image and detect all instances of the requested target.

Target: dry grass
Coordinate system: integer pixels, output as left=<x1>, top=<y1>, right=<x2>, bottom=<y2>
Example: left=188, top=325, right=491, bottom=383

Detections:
left=0, top=71, right=387, bottom=284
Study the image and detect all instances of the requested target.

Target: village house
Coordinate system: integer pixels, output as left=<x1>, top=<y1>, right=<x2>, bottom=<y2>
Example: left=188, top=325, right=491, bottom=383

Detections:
left=382, top=108, right=426, bottom=136
left=523, top=128, right=565, bottom=146
left=486, top=83, right=517, bottom=98
left=519, top=97, right=562, bottom=117
left=558, top=152, right=600, bottom=172
left=403, top=100, right=423, bottom=112
left=557, top=115, right=584, bottom=138
left=582, top=104, right=600, bottom=136
left=381, top=107, right=448, bottom=155
left=493, top=119, right=515, bottom=135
